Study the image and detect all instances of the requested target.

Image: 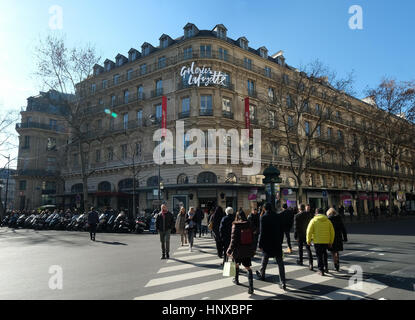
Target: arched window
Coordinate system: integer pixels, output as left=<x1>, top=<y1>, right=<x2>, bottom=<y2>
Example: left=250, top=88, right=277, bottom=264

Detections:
left=98, top=181, right=111, bottom=192
left=177, top=174, right=189, bottom=184
left=225, top=172, right=237, bottom=183
left=71, top=183, right=83, bottom=193
left=118, top=178, right=139, bottom=192
left=147, top=176, right=162, bottom=187
left=197, top=171, right=217, bottom=184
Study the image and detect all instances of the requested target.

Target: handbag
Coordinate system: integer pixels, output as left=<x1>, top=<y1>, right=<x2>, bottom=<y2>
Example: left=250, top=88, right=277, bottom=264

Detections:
left=223, top=261, right=236, bottom=277
left=208, top=221, right=213, bottom=231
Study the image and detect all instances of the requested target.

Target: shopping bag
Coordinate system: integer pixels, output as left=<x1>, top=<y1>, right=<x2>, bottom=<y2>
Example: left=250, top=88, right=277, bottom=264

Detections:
left=223, top=261, right=236, bottom=277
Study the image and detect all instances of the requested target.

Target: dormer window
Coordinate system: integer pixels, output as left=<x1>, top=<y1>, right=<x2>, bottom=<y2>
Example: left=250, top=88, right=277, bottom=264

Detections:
left=259, top=47, right=268, bottom=59
left=185, top=27, right=194, bottom=38
left=143, top=46, right=149, bottom=56
left=239, top=38, right=249, bottom=50
left=161, top=38, right=169, bottom=49
left=214, top=25, right=227, bottom=39
left=131, top=51, right=136, bottom=61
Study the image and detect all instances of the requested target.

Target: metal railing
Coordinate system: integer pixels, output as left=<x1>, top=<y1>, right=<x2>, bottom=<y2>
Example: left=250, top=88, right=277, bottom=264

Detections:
left=199, top=109, right=213, bottom=116
left=16, top=122, right=66, bottom=133
left=178, top=111, right=190, bottom=119
left=222, top=111, right=234, bottom=119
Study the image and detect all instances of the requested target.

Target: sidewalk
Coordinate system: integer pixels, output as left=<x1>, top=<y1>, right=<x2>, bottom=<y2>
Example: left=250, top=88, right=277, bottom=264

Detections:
left=343, top=214, right=415, bottom=225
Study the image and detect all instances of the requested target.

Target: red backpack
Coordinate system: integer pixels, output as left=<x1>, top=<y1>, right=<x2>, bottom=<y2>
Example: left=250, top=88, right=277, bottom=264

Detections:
left=240, top=227, right=253, bottom=245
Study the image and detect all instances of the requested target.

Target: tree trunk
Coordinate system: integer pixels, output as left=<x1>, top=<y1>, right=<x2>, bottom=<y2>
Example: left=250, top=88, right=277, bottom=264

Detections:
left=297, top=180, right=305, bottom=205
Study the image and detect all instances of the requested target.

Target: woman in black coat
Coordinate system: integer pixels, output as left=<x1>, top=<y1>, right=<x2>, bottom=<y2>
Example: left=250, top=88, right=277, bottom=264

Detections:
left=326, top=208, right=348, bottom=271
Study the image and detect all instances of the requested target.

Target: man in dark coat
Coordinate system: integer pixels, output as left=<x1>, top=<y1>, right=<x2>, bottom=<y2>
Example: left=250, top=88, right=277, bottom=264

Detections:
left=256, top=202, right=286, bottom=290
left=280, top=204, right=294, bottom=254
left=210, top=206, right=225, bottom=258
left=247, top=208, right=260, bottom=249
left=87, top=207, right=99, bottom=241
left=348, top=204, right=354, bottom=222
left=155, top=204, right=174, bottom=259
left=294, top=204, right=314, bottom=270
left=194, top=206, right=203, bottom=238
left=219, top=207, right=236, bottom=265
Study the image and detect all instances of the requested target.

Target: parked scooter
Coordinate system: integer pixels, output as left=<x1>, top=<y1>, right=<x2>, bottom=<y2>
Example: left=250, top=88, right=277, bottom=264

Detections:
left=24, top=214, right=37, bottom=228
left=134, top=216, right=146, bottom=234
left=32, top=213, right=49, bottom=230
left=66, top=214, right=80, bottom=231
left=113, top=212, right=131, bottom=233
left=74, top=213, right=88, bottom=231
left=97, top=213, right=110, bottom=232
left=8, top=214, right=20, bottom=228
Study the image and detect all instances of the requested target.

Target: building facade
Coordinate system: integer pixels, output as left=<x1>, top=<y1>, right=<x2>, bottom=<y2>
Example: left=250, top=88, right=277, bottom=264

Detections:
left=17, top=23, right=415, bottom=215
left=0, top=168, right=16, bottom=211
left=14, top=90, right=70, bottom=210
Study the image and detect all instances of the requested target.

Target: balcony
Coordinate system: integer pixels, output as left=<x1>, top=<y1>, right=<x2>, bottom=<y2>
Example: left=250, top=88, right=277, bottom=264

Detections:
left=16, top=122, right=66, bottom=133
left=222, top=111, right=234, bottom=119
left=178, top=111, right=190, bottom=119
left=17, top=169, right=59, bottom=177
left=250, top=118, right=259, bottom=125
left=199, top=109, right=213, bottom=116
left=247, top=90, right=257, bottom=99
left=151, top=88, right=163, bottom=98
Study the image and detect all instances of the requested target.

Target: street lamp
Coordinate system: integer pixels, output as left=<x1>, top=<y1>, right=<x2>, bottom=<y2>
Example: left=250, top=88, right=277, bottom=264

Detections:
left=262, top=163, right=282, bottom=212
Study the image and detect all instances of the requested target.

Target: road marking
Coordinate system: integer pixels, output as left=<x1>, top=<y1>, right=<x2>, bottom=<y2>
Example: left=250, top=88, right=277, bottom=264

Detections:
left=146, top=269, right=221, bottom=287
left=173, top=248, right=217, bottom=256
left=158, top=258, right=223, bottom=273
left=318, top=278, right=388, bottom=300
left=167, top=253, right=218, bottom=263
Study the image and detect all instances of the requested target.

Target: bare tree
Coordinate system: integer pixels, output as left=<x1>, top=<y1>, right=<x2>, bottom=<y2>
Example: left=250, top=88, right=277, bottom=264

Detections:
left=258, top=59, right=355, bottom=204
left=0, top=109, right=20, bottom=154
left=367, top=78, right=415, bottom=214
left=34, top=34, right=100, bottom=211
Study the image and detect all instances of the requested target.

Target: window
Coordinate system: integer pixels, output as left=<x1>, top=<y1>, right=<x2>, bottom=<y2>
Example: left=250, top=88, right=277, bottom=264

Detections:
left=123, top=113, right=128, bottom=129
left=303, top=100, right=309, bottom=111
left=91, top=83, right=96, bottom=94
left=223, top=73, right=231, bottom=87
left=137, top=110, right=143, bottom=125
left=135, top=142, right=142, bottom=158
left=111, top=95, right=116, bottom=107
left=47, top=137, right=56, bottom=151
left=185, top=27, right=194, bottom=38
left=183, top=47, right=192, bottom=59
left=130, top=51, right=137, bottom=61
left=19, top=180, right=26, bottom=191
left=181, top=97, right=190, bottom=115
left=337, top=130, right=343, bottom=140
left=272, top=142, right=279, bottom=157
left=200, top=45, right=211, bottom=58
left=249, top=104, right=257, bottom=121
left=143, top=46, right=150, bottom=56
left=287, top=116, right=294, bottom=129
left=260, top=49, right=268, bottom=59
left=121, top=144, right=128, bottom=160
left=155, top=104, right=162, bottom=121
left=305, top=121, right=310, bottom=136
left=269, top=111, right=275, bottom=127
left=23, top=136, right=30, bottom=149
left=200, top=95, right=212, bottom=115
left=247, top=79, right=255, bottom=95
left=155, top=79, right=163, bottom=95
left=113, top=74, right=120, bottom=85
left=158, top=56, right=166, bottom=69
left=124, top=90, right=129, bottom=103
left=315, top=104, right=320, bottom=113
left=283, top=74, right=289, bottom=84
left=240, top=39, right=248, bottom=50
left=336, top=111, right=341, bottom=119
left=286, top=94, right=292, bottom=107
left=127, top=69, right=133, bottom=81
left=327, top=127, right=332, bottom=138
left=161, top=38, right=169, bottom=48
left=137, top=85, right=143, bottom=99
left=244, top=57, right=252, bottom=70
left=216, top=27, right=226, bottom=39
left=140, top=64, right=147, bottom=75
left=49, top=119, right=57, bottom=129
left=265, top=67, right=271, bottom=78
left=177, top=174, right=189, bottom=184
left=218, top=47, right=228, bottom=61
left=95, top=150, right=101, bottom=163
left=316, top=125, right=321, bottom=136
left=107, top=147, right=114, bottom=161
left=268, top=87, right=275, bottom=100
left=102, top=79, right=108, bottom=89
left=222, top=98, right=232, bottom=113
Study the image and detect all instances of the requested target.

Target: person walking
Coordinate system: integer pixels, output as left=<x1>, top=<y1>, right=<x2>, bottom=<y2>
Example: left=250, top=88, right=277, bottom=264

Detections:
left=185, top=207, right=196, bottom=252
left=280, top=204, right=294, bottom=254
left=201, top=209, right=209, bottom=236
left=256, top=202, right=286, bottom=290
left=226, top=209, right=256, bottom=294
left=195, top=206, right=203, bottom=238
left=306, top=208, right=335, bottom=276
left=210, top=206, right=225, bottom=258
left=175, top=207, right=187, bottom=246
left=338, top=204, right=345, bottom=218
left=326, top=208, right=348, bottom=271
left=294, top=204, right=314, bottom=270
left=247, top=207, right=260, bottom=249
left=156, top=204, right=174, bottom=259
left=87, top=207, right=99, bottom=241
left=348, top=204, right=354, bottom=222
left=219, top=207, right=236, bottom=265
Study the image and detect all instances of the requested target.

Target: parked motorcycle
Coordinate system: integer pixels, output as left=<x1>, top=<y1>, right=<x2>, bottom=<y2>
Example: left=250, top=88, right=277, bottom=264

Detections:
left=134, top=216, right=146, bottom=234
left=74, top=213, right=88, bottom=231
left=113, top=213, right=131, bottom=233
left=32, top=213, right=49, bottom=230
left=23, top=214, right=37, bottom=228
left=97, top=213, right=110, bottom=232
left=66, top=214, right=80, bottom=231
left=8, top=214, right=20, bottom=228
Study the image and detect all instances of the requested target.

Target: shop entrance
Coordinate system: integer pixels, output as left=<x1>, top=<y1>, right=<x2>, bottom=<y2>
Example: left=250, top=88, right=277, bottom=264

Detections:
left=225, top=197, right=237, bottom=210
left=199, top=198, right=217, bottom=213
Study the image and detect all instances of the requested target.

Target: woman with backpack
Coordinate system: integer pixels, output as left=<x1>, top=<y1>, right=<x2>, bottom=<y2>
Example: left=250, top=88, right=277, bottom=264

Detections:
left=226, top=210, right=256, bottom=294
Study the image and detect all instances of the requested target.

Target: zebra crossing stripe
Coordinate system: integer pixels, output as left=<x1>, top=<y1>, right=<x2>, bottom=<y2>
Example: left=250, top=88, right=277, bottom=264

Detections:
left=317, top=278, right=388, bottom=300
left=158, top=258, right=223, bottom=273
left=174, top=248, right=217, bottom=256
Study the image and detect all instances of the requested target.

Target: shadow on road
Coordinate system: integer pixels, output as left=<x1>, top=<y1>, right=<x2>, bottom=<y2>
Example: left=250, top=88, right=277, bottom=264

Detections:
left=95, top=240, right=128, bottom=246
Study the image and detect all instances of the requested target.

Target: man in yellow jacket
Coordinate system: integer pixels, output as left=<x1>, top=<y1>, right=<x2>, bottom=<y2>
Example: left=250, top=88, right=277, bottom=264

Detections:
left=306, top=208, right=335, bottom=276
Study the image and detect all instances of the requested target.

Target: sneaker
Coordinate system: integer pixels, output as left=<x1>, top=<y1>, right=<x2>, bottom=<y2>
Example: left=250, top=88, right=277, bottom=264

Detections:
left=166, top=253, right=169, bottom=259
left=279, top=283, right=287, bottom=291
left=255, top=270, right=265, bottom=281
left=318, top=270, right=324, bottom=276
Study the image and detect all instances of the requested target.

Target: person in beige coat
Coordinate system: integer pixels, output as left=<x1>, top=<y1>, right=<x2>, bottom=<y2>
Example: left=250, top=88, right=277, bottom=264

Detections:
left=175, top=207, right=187, bottom=246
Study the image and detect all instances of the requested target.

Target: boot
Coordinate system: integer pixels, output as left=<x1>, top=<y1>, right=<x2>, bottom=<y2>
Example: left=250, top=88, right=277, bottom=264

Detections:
left=248, top=270, right=254, bottom=294
left=232, top=268, right=240, bottom=285
left=335, top=262, right=339, bottom=271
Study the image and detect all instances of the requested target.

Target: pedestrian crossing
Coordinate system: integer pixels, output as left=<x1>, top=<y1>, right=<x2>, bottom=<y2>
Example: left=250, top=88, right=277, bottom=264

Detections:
left=133, top=236, right=388, bottom=300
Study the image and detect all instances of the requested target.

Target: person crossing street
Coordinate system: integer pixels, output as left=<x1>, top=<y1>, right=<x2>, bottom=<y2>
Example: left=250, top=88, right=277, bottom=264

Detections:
left=280, top=204, right=294, bottom=254
left=294, top=204, right=314, bottom=270
left=87, top=207, right=99, bottom=241
left=326, top=208, right=348, bottom=271
left=156, top=204, right=174, bottom=259
left=219, top=207, right=235, bottom=265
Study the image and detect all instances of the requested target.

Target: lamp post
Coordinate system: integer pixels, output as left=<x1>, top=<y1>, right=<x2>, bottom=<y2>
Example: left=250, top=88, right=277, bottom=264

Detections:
left=262, top=163, right=282, bottom=212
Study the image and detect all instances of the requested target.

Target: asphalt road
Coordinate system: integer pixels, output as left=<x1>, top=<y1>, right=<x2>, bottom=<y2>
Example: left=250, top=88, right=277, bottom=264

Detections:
left=0, top=217, right=414, bottom=300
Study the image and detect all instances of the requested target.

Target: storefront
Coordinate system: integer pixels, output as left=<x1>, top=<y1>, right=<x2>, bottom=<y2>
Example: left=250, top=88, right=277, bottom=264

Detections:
left=307, top=191, right=328, bottom=210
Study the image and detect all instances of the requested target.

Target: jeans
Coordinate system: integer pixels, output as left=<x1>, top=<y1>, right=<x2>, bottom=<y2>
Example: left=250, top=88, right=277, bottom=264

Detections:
left=298, top=238, right=313, bottom=265
left=314, top=244, right=329, bottom=272
left=213, top=231, right=223, bottom=258
left=159, top=230, right=171, bottom=255
left=187, top=228, right=195, bottom=248
left=89, top=223, right=97, bottom=240
left=180, top=231, right=187, bottom=245
left=197, top=222, right=202, bottom=237
left=259, top=252, right=286, bottom=284
left=284, top=230, right=292, bottom=249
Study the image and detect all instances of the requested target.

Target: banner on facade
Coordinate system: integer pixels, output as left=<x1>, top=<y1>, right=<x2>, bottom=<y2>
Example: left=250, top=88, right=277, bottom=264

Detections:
left=244, top=97, right=250, bottom=129
left=162, top=96, right=167, bottom=137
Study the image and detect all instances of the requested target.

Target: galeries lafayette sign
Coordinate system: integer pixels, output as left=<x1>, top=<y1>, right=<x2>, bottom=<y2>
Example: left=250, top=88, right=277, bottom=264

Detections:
left=180, top=62, right=227, bottom=87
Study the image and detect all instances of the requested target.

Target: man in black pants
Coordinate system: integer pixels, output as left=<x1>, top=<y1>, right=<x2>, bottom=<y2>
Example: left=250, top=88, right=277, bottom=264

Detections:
left=87, top=207, right=99, bottom=241
left=256, top=202, right=286, bottom=290
left=294, top=204, right=314, bottom=270
left=280, top=204, right=294, bottom=254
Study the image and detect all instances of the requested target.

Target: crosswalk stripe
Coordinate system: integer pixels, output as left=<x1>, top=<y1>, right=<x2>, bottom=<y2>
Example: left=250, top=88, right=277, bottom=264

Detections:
left=173, top=248, right=217, bottom=256
left=167, top=253, right=217, bottom=263
left=157, top=258, right=223, bottom=274
left=317, top=278, right=388, bottom=300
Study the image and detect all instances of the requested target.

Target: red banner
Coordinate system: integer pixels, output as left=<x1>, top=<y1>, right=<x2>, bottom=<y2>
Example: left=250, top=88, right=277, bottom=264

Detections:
left=244, top=97, right=250, bottom=129
left=162, top=96, right=167, bottom=137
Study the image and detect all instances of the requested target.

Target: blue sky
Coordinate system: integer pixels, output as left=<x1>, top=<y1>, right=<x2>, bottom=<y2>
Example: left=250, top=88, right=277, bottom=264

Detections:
left=0, top=0, right=414, bottom=167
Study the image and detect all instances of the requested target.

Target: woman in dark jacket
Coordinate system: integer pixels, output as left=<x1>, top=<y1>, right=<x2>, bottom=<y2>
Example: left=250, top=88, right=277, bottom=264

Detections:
left=226, top=210, right=256, bottom=294
left=210, top=206, right=225, bottom=258
left=219, top=207, right=236, bottom=265
left=326, top=208, right=348, bottom=271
